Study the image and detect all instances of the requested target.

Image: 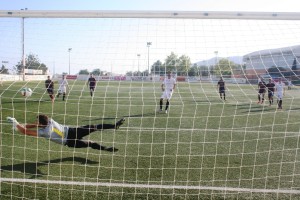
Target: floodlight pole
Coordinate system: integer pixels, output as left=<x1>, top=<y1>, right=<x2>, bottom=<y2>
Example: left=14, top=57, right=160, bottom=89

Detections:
left=147, top=42, right=152, bottom=76
left=137, top=54, right=140, bottom=76
left=214, top=51, right=218, bottom=77
left=68, top=48, right=72, bottom=75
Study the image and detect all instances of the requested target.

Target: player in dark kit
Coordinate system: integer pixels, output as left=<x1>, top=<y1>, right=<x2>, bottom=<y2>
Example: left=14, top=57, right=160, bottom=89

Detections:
left=217, top=77, right=226, bottom=101
left=257, top=80, right=266, bottom=104
left=87, top=74, right=96, bottom=97
left=45, top=75, right=55, bottom=103
left=266, top=78, right=275, bottom=106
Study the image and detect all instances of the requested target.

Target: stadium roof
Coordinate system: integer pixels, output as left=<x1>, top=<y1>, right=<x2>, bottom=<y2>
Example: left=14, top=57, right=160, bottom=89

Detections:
left=244, top=45, right=300, bottom=58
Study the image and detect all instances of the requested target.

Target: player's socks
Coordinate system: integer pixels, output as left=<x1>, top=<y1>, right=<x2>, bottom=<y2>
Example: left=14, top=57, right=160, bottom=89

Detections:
left=165, top=101, right=169, bottom=111
left=160, top=99, right=163, bottom=110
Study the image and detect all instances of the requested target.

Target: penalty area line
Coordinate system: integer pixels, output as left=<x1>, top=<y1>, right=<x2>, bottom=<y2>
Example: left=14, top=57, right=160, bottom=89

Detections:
left=0, top=178, right=300, bottom=194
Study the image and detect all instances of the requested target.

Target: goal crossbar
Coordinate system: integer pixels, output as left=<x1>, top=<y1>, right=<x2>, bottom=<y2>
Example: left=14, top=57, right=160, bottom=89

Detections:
left=1, top=10, right=300, bottom=20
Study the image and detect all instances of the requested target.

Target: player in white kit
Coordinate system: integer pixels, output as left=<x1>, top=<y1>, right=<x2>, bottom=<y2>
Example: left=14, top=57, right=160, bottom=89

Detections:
left=57, top=75, right=69, bottom=101
left=159, top=71, right=176, bottom=114
left=275, top=77, right=285, bottom=110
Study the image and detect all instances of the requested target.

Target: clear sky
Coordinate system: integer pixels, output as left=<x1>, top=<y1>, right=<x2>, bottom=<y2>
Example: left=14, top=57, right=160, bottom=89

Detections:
left=0, top=0, right=299, bottom=75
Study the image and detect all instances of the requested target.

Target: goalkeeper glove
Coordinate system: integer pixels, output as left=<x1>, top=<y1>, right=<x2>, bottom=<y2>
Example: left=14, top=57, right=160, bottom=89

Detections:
left=6, top=117, right=20, bottom=131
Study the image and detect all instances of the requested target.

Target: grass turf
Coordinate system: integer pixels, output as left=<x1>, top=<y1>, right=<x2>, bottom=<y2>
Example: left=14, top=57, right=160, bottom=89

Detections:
left=1, top=80, right=300, bottom=199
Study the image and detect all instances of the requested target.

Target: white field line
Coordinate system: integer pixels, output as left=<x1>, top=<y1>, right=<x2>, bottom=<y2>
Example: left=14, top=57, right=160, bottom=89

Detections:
left=1, top=178, right=300, bottom=194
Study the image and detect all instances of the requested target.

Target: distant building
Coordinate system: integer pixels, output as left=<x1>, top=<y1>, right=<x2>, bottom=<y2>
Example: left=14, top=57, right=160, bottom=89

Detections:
left=243, top=45, right=300, bottom=72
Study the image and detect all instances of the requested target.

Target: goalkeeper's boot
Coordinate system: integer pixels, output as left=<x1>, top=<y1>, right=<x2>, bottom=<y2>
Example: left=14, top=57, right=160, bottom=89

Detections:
left=115, top=118, right=125, bottom=129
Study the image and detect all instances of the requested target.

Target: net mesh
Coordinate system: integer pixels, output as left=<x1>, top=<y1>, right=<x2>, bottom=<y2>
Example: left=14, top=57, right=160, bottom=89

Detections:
left=1, top=11, right=300, bottom=199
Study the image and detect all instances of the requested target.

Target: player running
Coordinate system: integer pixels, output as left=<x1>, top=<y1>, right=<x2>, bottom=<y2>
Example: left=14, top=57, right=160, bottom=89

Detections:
left=87, top=74, right=96, bottom=97
left=257, top=79, right=266, bottom=104
left=159, top=71, right=176, bottom=114
left=266, top=78, right=275, bottom=106
left=57, top=75, right=69, bottom=101
left=6, top=115, right=125, bottom=152
left=45, top=75, right=55, bottom=103
left=275, top=77, right=285, bottom=110
left=217, top=77, right=226, bottom=101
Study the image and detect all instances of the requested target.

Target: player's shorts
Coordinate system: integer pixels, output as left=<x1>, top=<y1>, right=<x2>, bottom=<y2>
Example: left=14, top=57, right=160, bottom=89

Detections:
left=47, top=88, right=54, bottom=94
left=90, top=86, right=95, bottom=91
left=219, top=87, right=225, bottom=93
left=268, top=92, right=274, bottom=98
left=58, top=87, right=66, bottom=93
left=161, top=89, right=174, bottom=100
left=277, top=93, right=284, bottom=100
left=258, top=89, right=265, bottom=94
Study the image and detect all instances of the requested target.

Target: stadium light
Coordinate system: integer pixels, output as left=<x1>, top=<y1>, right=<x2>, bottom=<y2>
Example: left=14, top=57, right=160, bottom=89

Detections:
left=137, top=54, right=140, bottom=76
left=147, top=42, right=152, bottom=75
left=68, top=48, right=72, bottom=75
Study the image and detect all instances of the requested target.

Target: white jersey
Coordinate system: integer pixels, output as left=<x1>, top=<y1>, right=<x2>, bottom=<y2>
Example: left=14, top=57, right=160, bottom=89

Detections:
left=161, top=77, right=176, bottom=100
left=163, top=77, right=176, bottom=90
left=38, top=118, right=69, bottom=145
left=58, top=79, right=68, bottom=93
left=275, top=82, right=285, bottom=98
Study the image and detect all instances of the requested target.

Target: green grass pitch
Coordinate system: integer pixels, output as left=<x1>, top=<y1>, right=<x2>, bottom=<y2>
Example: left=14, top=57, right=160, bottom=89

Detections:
left=1, top=80, right=300, bottom=199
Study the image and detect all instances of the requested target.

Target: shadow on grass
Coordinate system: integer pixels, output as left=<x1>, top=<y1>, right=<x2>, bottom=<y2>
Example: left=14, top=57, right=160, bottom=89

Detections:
left=0, top=156, right=98, bottom=178
left=0, top=99, right=49, bottom=104
left=86, top=113, right=155, bottom=121
left=230, top=103, right=275, bottom=113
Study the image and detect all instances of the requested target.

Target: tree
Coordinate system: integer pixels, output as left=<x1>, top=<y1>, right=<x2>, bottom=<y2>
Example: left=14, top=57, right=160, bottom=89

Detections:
left=151, top=60, right=163, bottom=75
left=199, top=65, right=209, bottom=76
left=0, top=65, right=9, bottom=74
left=213, top=58, right=237, bottom=76
left=91, top=68, right=103, bottom=76
left=163, top=52, right=179, bottom=73
left=177, top=55, right=192, bottom=76
left=161, top=52, right=191, bottom=76
left=292, top=58, right=298, bottom=75
left=267, top=66, right=287, bottom=77
left=78, top=69, right=89, bottom=75
left=188, top=64, right=199, bottom=76
left=15, top=53, right=48, bottom=74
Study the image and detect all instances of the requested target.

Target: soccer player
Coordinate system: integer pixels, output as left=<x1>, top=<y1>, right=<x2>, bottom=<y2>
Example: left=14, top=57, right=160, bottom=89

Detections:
left=57, top=75, right=69, bottom=101
left=287, top=78, right=293, bottom=90
left=266, top=78, right=275, bottom=106
left=6, top=115, right=125, bottom=152
left=275, top=77, right=286, bottom=109
left=217, top=77, right=226, bottom=101
left=159, top=71, right=176, bottom=114
left=87, top=74, right=96, bottom=97
left=257, top=79, right=266, bottom=104
left=45, top=75, right=55, bottom=103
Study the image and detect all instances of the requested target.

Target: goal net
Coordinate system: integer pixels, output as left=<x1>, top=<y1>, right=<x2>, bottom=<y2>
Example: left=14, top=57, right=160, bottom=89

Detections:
left=1, top=10, right=300, bottom=199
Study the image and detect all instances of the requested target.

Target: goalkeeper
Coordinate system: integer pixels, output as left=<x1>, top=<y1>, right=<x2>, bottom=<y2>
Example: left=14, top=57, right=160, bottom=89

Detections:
left=7, top=115, right=125, bottom=152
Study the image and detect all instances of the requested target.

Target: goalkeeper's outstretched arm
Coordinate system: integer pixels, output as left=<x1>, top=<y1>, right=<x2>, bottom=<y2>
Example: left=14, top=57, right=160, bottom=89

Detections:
left=16, top=124, right=38, bottom=137
left=7, top=117, right=38, bottom=137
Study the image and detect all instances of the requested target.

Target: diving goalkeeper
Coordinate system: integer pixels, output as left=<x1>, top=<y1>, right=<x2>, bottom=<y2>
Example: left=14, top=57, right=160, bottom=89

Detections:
left=7, top=115, right=125, bottom=152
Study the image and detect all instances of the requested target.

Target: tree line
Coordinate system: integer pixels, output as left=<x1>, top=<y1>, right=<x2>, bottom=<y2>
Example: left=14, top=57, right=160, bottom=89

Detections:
left=2, top=53, right=298, bottom=77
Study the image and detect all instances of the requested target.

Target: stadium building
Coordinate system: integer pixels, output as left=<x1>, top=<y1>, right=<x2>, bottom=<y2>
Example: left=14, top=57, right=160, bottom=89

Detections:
left=243, top=45, right=300, bottom=72
left=240, top=45, right=300, bottom=83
